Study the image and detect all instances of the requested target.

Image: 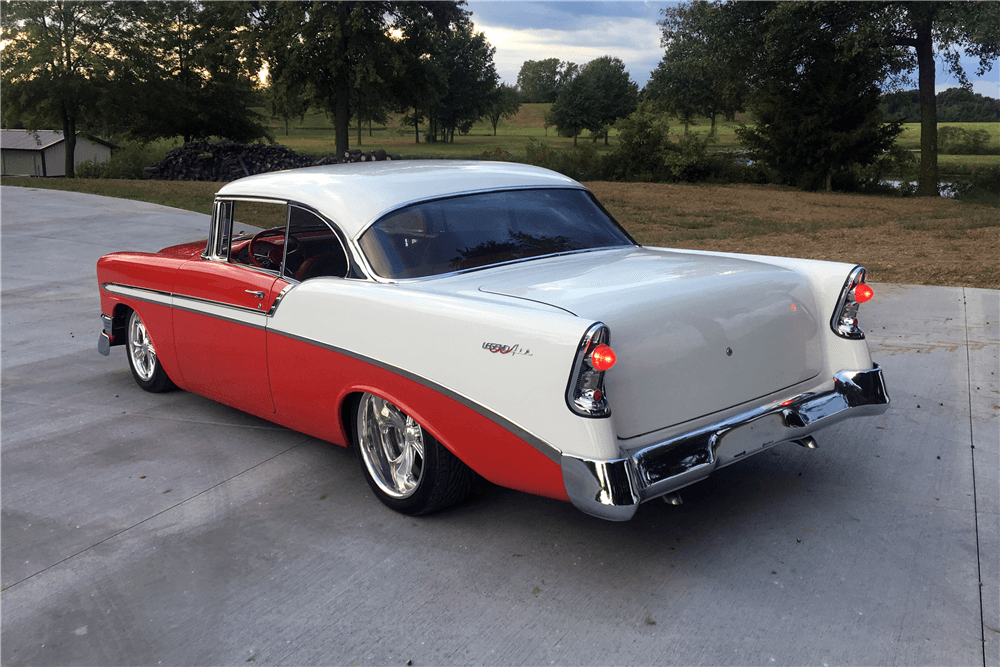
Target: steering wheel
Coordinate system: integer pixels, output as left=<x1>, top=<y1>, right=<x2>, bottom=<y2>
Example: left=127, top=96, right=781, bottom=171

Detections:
left=248, top=228, right=300, bottom=270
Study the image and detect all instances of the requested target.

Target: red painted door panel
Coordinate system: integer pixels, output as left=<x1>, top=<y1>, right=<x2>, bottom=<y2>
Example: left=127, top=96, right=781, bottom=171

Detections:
left=171, top=259, right=287, bottom=417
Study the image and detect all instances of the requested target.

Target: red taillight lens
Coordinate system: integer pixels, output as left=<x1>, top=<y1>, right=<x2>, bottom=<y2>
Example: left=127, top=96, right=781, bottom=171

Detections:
left=590, top=344, right=617, bottom=371
left=854, top=283, right=874, bottom=303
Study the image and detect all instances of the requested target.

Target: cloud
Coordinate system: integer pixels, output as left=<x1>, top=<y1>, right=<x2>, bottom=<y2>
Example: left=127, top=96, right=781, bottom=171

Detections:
left=474, top=16, right=663, bottom=87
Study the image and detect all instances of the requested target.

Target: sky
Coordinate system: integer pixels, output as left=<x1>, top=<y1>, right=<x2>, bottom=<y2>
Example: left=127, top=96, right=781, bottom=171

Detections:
left=465, top=1, right=1000, bottom=99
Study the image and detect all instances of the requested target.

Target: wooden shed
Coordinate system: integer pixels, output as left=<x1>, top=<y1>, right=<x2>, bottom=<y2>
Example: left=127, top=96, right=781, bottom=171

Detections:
left=1, top=130, right=116, bottom=177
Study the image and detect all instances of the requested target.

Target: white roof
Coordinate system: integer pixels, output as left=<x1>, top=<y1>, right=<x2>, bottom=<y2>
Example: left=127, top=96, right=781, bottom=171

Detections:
left=215, top=160, right=583, bottom=238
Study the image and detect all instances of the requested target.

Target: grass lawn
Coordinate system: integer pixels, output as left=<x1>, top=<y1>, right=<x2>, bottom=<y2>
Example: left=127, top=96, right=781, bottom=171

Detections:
left=4, top=176, right=996, bottom=289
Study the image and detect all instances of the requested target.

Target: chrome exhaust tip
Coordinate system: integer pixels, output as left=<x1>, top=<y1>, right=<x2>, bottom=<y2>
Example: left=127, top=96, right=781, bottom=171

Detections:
left=794, top=436, right=818, bottom=449
left=661, top=491, right=683, bottom=506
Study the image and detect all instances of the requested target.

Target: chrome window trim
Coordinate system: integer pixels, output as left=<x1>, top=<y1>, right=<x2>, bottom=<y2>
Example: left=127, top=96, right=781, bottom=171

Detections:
left=360, top=246, right=637, bottom=286
left=284, top=203, right=354, bottom=281
left=210, top=196, right=366, bottom=281
left=349, top=186, right=635, bottom=284
left=349, top=185, right=592, bottom=243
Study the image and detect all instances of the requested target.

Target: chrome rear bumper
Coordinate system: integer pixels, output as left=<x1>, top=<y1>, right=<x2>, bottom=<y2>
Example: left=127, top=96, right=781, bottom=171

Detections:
left=561, top=365, right=889, bottom=521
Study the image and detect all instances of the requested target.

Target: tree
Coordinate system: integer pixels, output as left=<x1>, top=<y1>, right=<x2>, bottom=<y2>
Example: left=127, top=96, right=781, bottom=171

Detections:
left=252, top=1, right=471, bottom=155
left=266, top=78, right=311, bottom=137
left=548, top=56, right=637, bottom=145
left=484, top=83, right=521, bottom=136
left=577, top=56, right=638, bottom=144
left=736, top=45, right=902, bottom=190
left=1, top=1, right=133, bottom=177
left=645, top=23, right=741, bottom=134
left=425, top=23, right=498, bottom=143
left=516, top=58, right=578, bottom=103
left=731, top=4, right=903, bottom=190
left=548, top=74, right=597, bottom=145
left=660, top=1, right=1000, bottom=196
left=882, top=3, right=1000, bottom=195
left=122, top=2, right=270, bottom=144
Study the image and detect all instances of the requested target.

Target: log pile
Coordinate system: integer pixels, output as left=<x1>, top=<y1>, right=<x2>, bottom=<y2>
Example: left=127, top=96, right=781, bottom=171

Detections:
left=145, top=140, right=403, bottom=181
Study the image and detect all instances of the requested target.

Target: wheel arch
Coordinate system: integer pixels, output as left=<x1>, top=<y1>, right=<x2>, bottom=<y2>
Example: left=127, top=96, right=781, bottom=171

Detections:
left=333, top=380, right=568, bottom=502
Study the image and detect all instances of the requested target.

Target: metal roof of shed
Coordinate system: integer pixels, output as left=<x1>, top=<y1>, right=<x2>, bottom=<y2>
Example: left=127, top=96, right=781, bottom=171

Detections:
left=1, top=129, right=116, bottom=151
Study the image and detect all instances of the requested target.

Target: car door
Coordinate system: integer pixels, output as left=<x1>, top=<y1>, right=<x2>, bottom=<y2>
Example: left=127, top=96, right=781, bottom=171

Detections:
left=171, top=199, right=292, bottom=418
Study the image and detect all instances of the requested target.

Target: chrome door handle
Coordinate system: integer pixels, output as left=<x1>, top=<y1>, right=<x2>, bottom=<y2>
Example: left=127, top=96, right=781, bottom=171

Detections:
left=245, top=290, right=265, bottom=299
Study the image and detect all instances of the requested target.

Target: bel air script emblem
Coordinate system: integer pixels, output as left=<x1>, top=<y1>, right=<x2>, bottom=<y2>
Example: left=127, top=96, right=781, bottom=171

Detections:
left=482, top=342, right=532, bottom=357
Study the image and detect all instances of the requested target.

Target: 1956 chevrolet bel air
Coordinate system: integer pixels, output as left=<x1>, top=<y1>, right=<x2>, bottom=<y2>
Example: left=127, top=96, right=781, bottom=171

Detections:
left=97, top=161, right=889, bottom=520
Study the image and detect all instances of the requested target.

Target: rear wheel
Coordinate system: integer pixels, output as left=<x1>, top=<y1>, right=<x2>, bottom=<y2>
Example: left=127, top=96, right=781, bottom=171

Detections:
left=354, top=392, right=474, bottom=515
left=126, top=309, right=175, bottom=393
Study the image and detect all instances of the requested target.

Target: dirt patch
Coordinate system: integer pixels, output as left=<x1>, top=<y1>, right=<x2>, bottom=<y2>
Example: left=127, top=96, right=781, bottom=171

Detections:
left=585, top=182, right=1000, bottom=289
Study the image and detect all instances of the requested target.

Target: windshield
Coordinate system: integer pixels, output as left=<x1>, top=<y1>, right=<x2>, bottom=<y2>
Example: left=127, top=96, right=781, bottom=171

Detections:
left=358, top=188, right=634, bottom=279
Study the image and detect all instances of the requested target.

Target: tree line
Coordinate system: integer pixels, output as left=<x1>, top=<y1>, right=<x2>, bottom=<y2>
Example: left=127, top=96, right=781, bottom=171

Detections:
left=2, top=1, right=524, bottom=177
left=3, top=1, right=997, bottom=196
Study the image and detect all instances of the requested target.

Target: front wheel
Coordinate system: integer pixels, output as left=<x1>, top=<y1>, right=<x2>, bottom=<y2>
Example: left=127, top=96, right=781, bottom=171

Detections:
left=126, top=309, right=175, bottom=393
left=353, top=393, right=474, bottom=515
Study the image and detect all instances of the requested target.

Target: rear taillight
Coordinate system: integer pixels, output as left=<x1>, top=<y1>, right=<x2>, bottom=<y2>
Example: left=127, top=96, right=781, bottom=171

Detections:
left=831, top=266, right=872, bottom=339
left=566, top=323, right=615, bottom=418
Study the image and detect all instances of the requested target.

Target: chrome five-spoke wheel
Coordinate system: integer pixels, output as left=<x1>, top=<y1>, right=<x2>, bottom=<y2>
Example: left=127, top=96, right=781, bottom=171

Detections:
left=357, top=393, right=425, bottom=499
left=353, top=392, right=475, bottom=515
left=125, top=309, right=175, bottom=393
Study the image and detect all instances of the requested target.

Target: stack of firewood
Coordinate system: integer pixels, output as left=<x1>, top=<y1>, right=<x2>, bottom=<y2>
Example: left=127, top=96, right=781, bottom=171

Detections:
left=145, top=140, right=403, bottom=181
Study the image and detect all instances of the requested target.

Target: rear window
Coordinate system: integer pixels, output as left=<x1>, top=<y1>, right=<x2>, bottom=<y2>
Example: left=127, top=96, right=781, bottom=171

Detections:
left=358, top=189, right=634, bottom=279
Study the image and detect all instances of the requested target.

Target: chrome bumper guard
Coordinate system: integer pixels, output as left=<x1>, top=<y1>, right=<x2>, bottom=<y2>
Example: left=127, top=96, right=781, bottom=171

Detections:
left=561, top=365, right=889, bottom=521
left=98, top=313, right=114, bottom=356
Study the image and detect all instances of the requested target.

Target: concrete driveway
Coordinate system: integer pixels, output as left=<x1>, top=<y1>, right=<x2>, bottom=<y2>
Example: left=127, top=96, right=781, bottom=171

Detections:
left=2, top=186, right=997, bottom=666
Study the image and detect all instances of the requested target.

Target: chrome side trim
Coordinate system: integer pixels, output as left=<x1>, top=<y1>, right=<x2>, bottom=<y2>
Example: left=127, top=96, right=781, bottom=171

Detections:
left=266, top=284, right=295, bottom=317
left=101, top=282, right=282, bottom=329
left=102, top=283, right=173, bottom=306
left=267, top=328, right=564, bottom=464
left=561, top=365, right=889, bottom=521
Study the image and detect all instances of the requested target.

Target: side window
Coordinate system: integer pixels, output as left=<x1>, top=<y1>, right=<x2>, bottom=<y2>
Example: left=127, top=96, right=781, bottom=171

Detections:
left=285, top=206, right=349, bottom=281
left=228, top=201, right=288, bottom=270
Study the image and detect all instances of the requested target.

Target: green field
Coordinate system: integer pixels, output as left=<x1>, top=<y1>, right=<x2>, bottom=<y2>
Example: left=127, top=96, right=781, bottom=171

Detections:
left=263, top=105, right=995, bottom=174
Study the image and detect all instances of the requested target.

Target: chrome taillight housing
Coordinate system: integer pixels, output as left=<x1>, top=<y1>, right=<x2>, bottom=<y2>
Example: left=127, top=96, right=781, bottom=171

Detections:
left=566, top=323, right=616, bottom=418
left=831, top=266, right=874, bottom=339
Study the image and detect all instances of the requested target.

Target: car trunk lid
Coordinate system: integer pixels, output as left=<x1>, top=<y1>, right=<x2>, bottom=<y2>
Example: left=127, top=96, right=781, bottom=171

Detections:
left=478, top=248, right=824, bottom=439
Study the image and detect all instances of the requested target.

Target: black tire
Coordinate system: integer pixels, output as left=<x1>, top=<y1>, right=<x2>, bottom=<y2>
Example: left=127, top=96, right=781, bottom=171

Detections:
left=125, top=309, right=176, bottom=393
left=353, top=392, right=474, bottom=515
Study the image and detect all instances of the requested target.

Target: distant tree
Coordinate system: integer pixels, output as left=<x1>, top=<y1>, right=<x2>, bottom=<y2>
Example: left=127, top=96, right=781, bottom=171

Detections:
left=516, top=58, right=578, bottom=103
left=122, top=2, right=270, bottom=144
left=548, top=73, right=598, bottom=145
left=425, top=24, right=498, bottom=143
left=658, top=2, right=755, bottom=125
left=251, top=1, right=467, bottom=155
left=645, top=26, right=740, bottom=134
left=266, top=78, right=311, bottom=137
left=937, top=88, right=1000, bottom=122
left=881, top=87, right=1000, bottom=123
left=577, top=56, right=638, bottom=144
left=484, top=83, right=522, bottom=136
left=1, top=1, right=133, bottom=177
left=549, top=56, right=637, bottom=145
